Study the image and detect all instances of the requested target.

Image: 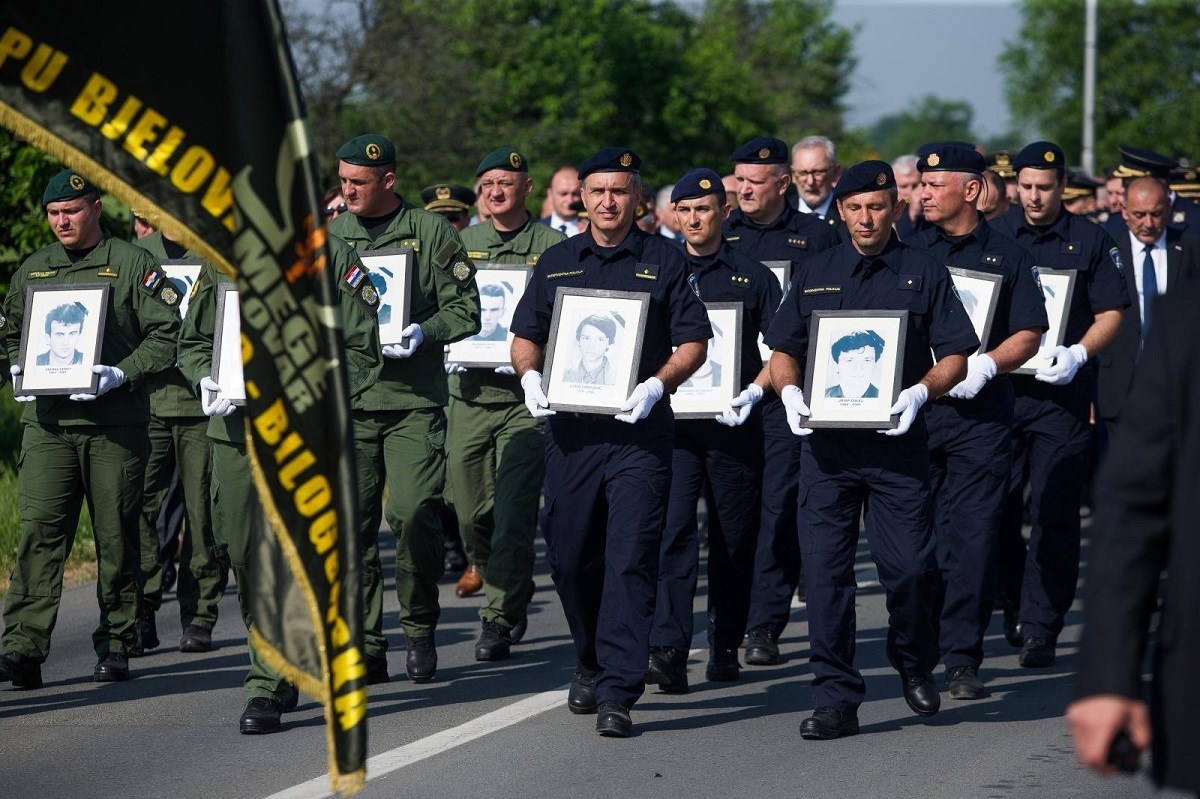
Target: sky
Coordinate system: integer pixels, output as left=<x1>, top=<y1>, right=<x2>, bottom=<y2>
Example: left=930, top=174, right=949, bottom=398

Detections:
left=831, top=0, right=1021, bottom=138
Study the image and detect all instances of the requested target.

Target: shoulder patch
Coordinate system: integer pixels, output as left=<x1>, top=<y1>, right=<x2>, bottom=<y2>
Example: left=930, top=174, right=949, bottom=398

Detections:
left=29, top=270, right=58, bottom=278
left=466, top=250, right=489, bottom=260
left=359, top=283, right=379, bottom=310
left=141, top=268, right=162, bottom=293
left=1173, top=210, right=1186, bottom=225
left=433, top=238, right=461, bottom=270
left=898, top=275, right=923, bottom=291
left=635, top=263, right=659, bottom=280
left=0, top=313, right=6, bottom=330
left=450, top=260, right=475, bottom=284
left=344, top=264, right=365, bottom=289
left=1107, top=247, right=1124, bottom=272
left=1031, top=265, right=1043, bottom=292
left=159, top=284, right=180, bottom=307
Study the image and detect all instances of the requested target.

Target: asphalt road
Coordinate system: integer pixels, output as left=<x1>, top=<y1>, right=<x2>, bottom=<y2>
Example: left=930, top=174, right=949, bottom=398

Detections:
left=0, top=522, right=1181, bottom=799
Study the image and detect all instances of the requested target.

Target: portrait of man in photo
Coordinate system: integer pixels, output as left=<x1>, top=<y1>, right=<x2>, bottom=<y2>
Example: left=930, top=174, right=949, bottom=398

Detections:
left=474, top=282, right=509, bottom=341
left=825, top=329, right=884, bottom=399
left=36, top=301, right=88, bottom=366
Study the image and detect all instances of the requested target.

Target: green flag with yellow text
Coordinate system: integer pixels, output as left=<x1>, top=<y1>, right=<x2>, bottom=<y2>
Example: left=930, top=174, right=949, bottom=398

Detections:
left=0, top=2, right=367, bottom=793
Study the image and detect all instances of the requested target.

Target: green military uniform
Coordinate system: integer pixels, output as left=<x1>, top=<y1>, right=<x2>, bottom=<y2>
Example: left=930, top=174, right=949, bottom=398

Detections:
left=176, top=239, right=380, bottom=703
left=2, top=231, right=180, bottom=664
left=328, top=195, right=480, bottom=652
left=135, top=231, right=225, bottom=641
left=450, top=215, right=563, bottom=631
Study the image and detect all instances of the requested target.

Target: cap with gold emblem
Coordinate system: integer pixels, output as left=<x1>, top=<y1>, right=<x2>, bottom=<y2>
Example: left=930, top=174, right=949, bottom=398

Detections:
left=42, top=169, right=99, bottom=207
left=986, top=150, right=1017, bottom=179
left=1013, top=141, right=1066, bottom=173
left=832, top=160, right=896, bottom=200
left=729, top=136, right=788, bottom=165
left=1063, top=170, right=1103, bottom=201
left=1113, top=145, right=1176, bottom=180
left=335, top=134, right=396, bottom=166
left=670, top=168, right=726, bottom=204
left=577, top=147, right=642, bottom=182
left=421, top=183, right=475, bottom=214
left=916, top=144, right=986, bottom=175
left=1169, top=165, right=1200, bottom=198
left=475, top=147, right=529, bottom=176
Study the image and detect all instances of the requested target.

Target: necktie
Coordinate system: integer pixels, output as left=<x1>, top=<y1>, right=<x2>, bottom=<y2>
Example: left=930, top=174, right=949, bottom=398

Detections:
left=559, top=223, right=568, bottom=235
left=1142, top=243, right=1156, bottom=342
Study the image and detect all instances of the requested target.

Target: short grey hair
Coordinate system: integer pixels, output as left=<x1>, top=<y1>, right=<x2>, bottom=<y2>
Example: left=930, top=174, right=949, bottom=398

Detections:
left=656, top=184, right=674, bottom=209
left=792, top=135, right=837, bottom=165
left=892, top=154, right=918, bottom=174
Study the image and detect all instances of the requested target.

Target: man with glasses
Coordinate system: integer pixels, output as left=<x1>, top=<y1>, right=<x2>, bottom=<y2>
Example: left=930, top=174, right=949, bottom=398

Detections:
left=791, top=135, right=845, bottom=227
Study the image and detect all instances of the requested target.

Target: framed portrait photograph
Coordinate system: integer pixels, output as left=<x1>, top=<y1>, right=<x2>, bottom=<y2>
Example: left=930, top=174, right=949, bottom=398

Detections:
left=757, top=260, right=792, bottom=363
left=543, top=288, right=650, bottom=414
left=160, top=259, right=204, bottom=319
left=15, top=283, right=109, bottom=396
left=209, top=284, right=247, bottom=407
left=358, top=247, right=414, bottom=348
left=803, top=310, right=907, bottom=429
left=446, top=263, right=529, bottom=367
left=946, top=267, right=1003, bottom=356
left=672, top=302, right=743, bottom=419
left=1014, top=267, right=1076, bottom=375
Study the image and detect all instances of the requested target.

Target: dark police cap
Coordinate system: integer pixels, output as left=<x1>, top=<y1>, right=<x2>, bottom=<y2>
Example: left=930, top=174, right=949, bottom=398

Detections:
left=421, top=184, right=475, bottom=214
left=730, top=136, right=788, bottom=164
left=832, top=160, right=895, bottom=201
left=1113, top=145, right=1176, bottom=180
left=1170, top=165, right=1200, bottom=195
left=671, top=168, right=725, bottom=204
left=336, top=134, right=396, bottom=166
left=915, top=140, right=974, bottom=158
left=42, top=169, right=99, bottom=206
left=578, top=148, right=641, bottom=182
left=986, top=150, right=1017, bottom=179
left=476, top=147, right=528, bottom=176
left=1013, top=141, right=1065, bottom=172
left=917, top=144, right=986, bottom=174
left=1063, top=170, right=1102, bottom=201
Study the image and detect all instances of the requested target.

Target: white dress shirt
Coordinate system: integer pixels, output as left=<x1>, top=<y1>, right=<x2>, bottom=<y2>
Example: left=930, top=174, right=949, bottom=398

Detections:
left=797, top=193, right=834, bottom=218
left=1129, top=229, right=1167, bottom=321
left=547, top=212, right=584, bottom=237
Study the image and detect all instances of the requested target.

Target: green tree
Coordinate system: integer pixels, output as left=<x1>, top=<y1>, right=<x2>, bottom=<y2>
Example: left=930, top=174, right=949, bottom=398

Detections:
left=1001, top=0, right=1200, bottom=166
left=864, top=95, right=978, bottom=161
left=0, top=130, right=59, bottom=291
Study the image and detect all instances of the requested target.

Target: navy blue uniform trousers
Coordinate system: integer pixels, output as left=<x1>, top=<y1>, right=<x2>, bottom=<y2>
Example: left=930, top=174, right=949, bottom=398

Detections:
left=746, top=397, right=802, bottom=638
left=541, top=405, right=673, bottom=709
left=925, top=385, right=1013, bottom=670
left=799, top=425, right=940, bottom=712
left=651, top=413, right=763, bottom=653
left=997, top=375, right=1092, bottom=641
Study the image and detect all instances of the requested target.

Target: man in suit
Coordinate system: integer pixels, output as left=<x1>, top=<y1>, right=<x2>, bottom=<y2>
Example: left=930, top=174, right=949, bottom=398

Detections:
left=1068, top=280, right=1200, bottom=795
left=1095, top=176, right=1198, bottom=436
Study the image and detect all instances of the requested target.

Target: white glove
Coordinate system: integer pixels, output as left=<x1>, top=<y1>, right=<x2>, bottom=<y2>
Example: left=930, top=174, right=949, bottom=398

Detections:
left=199, top=376, right=236, bottom=417
left=1035, top=343, right=1088, bottom=385
left=780, top=385, right=813, bottom=436
left=520, top=370, right=555, bottom=418
left=494, top=365, right=516, bottom=376
left=882, top=383, right=929, bottom=436
left=444, top=361, right=467, bottom=375
left=947, top=353, right=997, bottom=400
left=70, top=365, right=127, bottom=401
left=615, top=376, right=664, bottom=424
left=9, top=365, right=35, bottom=402
left=382, top=324, right=424, bottom=359
left=716, top=383, right=764, bottom=427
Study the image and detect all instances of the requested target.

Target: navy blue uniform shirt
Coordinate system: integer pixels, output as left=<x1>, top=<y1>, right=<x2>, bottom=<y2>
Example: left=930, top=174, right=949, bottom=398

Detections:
left=723, top=204, right=840, bottom=284
left=909, top=218, right=1049, bottom=351
left=683, top=242, right=782, bottom=388
left=511, top=226, right=712, bottom=384
left=765, top=235, right=979, bottom=388
left=992, top=207, right=1130, bottom=347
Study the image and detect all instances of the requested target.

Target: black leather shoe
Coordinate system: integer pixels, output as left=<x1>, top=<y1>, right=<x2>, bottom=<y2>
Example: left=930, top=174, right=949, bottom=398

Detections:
left=645, top=647, right=688, bottom=693
left=595, top=701, right=632, bottom=738
left=901, top=674, right=940, bottom=716
left=475, top=620, right=512, bottom=661
left=240, top=698, right=284, bottom=734
left=179, top=625, right=213, bottom=653
left=94, top=653, right=130, bottom=682
left=510, top=580, right=536, bottom=644
left=443, top=540, right=468, bottom=573
left=131, top=610, right=158, bottom=657
left=281, top=687, right=300, bottom=712
left=365, top=653, right=391, bottom=685
left=405, top=634, right=437, bottom=682
left=947, top=665, right=985, bottom=700
left=568, top=667, right=598, bottom=714
left=744, top=626, right=780, bottom=665
left=706, top=646, right=740, bottom=682
left=799, top=707, right=859, bottom=740
left=0, top=651, right=43, bottom=689
left=1003, top=606, right=1023, bottom=648
left=1019, top=637, right=1055, bottom=668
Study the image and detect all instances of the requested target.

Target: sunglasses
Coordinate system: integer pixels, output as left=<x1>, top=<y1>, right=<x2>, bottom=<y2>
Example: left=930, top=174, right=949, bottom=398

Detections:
left=323, top=202, right=347, bottom=218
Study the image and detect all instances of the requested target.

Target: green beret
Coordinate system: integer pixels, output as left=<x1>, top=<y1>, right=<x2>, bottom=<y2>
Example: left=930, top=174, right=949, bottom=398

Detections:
left=476, top=147, right=528, bottom=177
left=42, top=169, right=99, bottom=207
left=336, top=134, right=396, bottom=166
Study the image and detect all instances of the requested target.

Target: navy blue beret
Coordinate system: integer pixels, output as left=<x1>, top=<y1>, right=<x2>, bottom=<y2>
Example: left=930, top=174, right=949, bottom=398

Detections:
left=916, top=140, right=975, bottom=158
left=578, top=147, right=641, bottom=181
left=917, top=144, right=987, bottom=174
left=670, top=168, right=725, bottom=204
left=832, top=160, right=895, bottom=200
left=730, top=136, right=788, bottom=164
left=1013, top=141, right=1066, bottom=172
